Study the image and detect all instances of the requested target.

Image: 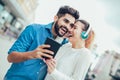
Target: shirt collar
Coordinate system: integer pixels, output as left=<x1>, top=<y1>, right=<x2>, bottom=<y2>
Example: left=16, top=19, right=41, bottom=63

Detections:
left=45, top=22, right=54, bottom=30
left=45, top=22, right=54, bottom=38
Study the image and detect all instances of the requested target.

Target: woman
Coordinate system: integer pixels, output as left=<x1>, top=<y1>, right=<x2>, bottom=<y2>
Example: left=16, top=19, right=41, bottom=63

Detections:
left=44, top=19, right=95, bottom=80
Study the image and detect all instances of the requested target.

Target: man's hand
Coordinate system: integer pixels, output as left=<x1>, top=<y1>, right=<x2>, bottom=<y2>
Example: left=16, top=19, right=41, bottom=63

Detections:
left=30, top=44, right=54, bottom=59
left=7, top=44, right=54, bottom=63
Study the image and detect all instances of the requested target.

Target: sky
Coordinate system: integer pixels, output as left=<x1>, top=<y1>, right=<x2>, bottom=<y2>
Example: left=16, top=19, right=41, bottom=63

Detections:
left=34, top=0, right=120, bottom=54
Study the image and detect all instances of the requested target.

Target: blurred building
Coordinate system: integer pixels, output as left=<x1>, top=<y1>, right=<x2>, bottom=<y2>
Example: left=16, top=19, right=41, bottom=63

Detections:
left=86, top=50, right=120, bottom=80
left=110, top=51, right=120, bottom=80
left=0, top=0, right=38, bottom=38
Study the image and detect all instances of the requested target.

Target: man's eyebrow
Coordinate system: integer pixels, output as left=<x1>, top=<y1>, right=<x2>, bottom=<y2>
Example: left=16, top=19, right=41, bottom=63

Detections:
left=64, top=18, right=75, bottom=25
left=64, top=18, right=69, bottom=22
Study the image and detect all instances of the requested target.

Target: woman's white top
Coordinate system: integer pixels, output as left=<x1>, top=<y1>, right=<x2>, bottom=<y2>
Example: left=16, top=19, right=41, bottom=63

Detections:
left=45, top=43, right=92, bottom=80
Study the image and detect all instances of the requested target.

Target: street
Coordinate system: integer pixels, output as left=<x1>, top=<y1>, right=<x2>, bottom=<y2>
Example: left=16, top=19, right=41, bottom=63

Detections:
left=0, top=34, right=15, bottom=80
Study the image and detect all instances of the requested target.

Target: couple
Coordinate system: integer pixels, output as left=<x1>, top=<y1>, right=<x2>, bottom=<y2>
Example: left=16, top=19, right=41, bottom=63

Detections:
left=4, top=5, right=94, bottom=80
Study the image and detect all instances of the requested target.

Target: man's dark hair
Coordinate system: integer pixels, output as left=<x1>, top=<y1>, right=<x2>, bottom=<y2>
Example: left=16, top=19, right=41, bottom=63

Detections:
left=57, top=5, right=79, bottom=19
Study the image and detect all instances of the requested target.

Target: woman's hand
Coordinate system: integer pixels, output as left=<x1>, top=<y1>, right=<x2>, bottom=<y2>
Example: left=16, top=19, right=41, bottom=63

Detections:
left=45, top=59, right=56, bottom=74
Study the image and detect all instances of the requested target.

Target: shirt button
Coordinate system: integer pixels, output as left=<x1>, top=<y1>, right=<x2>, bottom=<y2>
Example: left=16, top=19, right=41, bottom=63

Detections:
left=37, top=72, right=39, bottom=74
left=40, top=63, right=42, bottom=64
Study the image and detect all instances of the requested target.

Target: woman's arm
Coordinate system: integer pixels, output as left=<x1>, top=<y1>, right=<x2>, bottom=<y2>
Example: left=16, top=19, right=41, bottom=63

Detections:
left=46, top=51, right=92, bottom=80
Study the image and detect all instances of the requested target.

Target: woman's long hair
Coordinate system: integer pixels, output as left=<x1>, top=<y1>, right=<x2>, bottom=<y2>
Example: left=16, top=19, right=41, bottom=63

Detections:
left=85, top=30, right=95, bottom=48
left=76, top=19, right=95, bottom=49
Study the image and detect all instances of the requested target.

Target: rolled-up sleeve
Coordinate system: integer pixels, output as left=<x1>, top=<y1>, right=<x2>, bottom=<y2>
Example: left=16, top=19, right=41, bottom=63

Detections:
left=8, top=25, right=35, bottom=54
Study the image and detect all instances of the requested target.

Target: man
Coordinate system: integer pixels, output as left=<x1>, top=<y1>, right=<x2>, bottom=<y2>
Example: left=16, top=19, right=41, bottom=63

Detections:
left=4, top=5, right=79, bottom=80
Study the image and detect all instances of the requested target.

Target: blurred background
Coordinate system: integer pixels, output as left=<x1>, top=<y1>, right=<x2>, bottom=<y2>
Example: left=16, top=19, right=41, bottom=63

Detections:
left=0, top=0, right=120, bottom=80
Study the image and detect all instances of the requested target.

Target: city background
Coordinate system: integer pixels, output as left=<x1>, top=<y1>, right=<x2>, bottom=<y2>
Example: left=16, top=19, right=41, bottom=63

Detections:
left=0, top=0, right=120, bottom=80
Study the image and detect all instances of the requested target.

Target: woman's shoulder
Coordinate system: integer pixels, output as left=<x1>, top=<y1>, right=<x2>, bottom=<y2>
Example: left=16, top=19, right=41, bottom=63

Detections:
left=77, top=48, right=92, bottom=59
left=57, top=42, right=72, bottom=53
left=61, top=42, right=72, bottom=48
left=81, top=48, right=91, bottom=54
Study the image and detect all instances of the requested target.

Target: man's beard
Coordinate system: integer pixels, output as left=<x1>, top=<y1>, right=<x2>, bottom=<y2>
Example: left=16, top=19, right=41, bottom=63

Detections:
left=54, top=21, right=68, bottom=37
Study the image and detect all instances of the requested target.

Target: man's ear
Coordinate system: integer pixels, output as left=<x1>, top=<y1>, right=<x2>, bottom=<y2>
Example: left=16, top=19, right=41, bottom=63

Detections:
left=54, top=15, right=58, bottom=22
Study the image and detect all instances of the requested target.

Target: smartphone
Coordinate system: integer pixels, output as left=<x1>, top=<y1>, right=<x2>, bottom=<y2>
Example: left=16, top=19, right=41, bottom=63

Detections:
left=43, top=37, right=61, bottom=59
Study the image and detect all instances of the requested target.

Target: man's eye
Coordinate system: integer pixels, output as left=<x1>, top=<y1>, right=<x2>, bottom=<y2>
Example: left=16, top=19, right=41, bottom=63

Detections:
left=64, top=19, right=69, bottom=23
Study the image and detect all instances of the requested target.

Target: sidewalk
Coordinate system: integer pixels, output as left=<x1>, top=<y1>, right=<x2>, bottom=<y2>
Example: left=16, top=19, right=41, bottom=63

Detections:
left=0, top=34, right=16, bottom=79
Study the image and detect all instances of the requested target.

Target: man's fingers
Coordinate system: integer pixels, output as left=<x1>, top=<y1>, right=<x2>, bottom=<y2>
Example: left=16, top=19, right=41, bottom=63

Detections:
left=39, top=44, right=50, bottom=48
left=42, top=49, right=54, bottom=55
left=35, top=44, right=55, bottom=59
left=37, top=44, right=54, bottom=55
left=41, top=53, right=53, bottom=59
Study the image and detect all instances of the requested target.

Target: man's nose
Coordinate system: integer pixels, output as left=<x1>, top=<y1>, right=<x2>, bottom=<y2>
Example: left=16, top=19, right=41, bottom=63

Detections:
left=66, top=25, right=73, bottom=31
left=68, top=27, right=74, bottom=32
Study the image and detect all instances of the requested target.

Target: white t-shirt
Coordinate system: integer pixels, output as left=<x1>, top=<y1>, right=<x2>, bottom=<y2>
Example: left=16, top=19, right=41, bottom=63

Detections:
left=45, top=43, right=92, bottom=80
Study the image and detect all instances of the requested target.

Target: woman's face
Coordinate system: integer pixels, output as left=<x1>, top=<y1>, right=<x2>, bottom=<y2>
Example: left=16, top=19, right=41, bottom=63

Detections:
left=68, top=21, right=85, bottom=42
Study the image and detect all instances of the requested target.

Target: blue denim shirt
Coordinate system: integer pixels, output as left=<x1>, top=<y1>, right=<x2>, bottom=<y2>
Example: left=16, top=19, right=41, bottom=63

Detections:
left=4, top=22, right=67, bottom=80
